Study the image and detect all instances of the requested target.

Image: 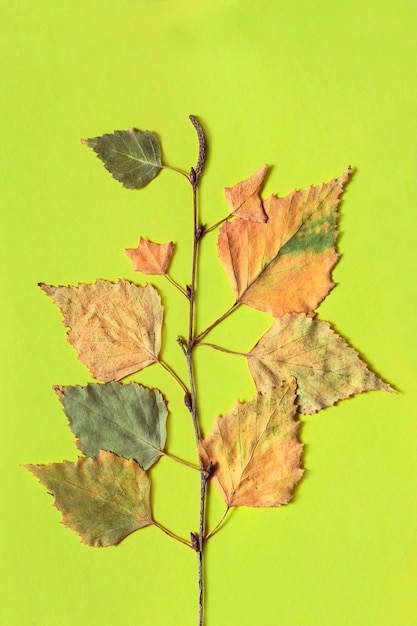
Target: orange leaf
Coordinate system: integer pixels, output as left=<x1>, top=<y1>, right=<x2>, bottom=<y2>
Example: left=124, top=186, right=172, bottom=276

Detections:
left=247, top=313, right=395, bottom=414
left=39, top=279, right=163, bottom=382
left=126, top=237, right=174, bottom=275
left=218, top=168, right=352, bottom=317
left=224, top=165, right=268, bottom=222
left=199, top=381, right=304, bottom=508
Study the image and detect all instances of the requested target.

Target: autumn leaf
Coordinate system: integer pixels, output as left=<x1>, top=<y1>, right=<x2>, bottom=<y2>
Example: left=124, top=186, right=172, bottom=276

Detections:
left=126, top=237, right=174, bottom=275
left=55, top=381, right=168, bottom=470
left=224, top=165, right=269, bottom=222
left=247, top=313, right=395, bottom=414
left=199, top=381, right=303, bottom=508
left=82, top=128, right=162, bottom=189
left=218, top=168, right=352, bottom=317
left=26, top=451, right=152, bottom=546
left=39, top=280, right=163, bottom=382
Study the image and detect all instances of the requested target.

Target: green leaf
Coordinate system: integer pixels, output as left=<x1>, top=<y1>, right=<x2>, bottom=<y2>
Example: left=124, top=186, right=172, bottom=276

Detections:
left=83, top=128, right=162, bottom=189
left=26, top=451, right=153, bottom=546
left=55, top=381, right=168, bottom=470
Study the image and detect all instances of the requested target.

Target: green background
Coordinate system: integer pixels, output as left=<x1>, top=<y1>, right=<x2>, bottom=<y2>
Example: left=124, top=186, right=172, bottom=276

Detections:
left=1, top=1, right=416, bottom=625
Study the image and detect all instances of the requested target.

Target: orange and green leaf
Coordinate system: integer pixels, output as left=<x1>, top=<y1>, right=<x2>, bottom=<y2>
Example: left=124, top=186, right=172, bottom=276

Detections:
left=126, top=237, right=174, bottom=275
left=26, top=451, right=152, bottom=546
left=199, top=381, right=304, bottom=508
left=218, top=168, right=352, bottom=317
left=39, top=280, right=163, bottom=382
left=247, top=313, right=395, bottom=414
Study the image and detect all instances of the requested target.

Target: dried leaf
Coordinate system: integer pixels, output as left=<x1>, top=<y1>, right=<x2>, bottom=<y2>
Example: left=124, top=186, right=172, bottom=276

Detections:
left=39, top=280, right=163, bottom=382
left=26, top=451, right=152, bottom=546
left=55, top=381, right=168, bottom=470
left=247, top=313, right=395, bottom=414
left=126, top=237, right=174, bottom=275
left=82, top=128, right=162, bottom=189
left=218, top=168, right=352, bottom=317
left=224, top=165, right=268, bottom=222
left=199, top=381, right=303, bottom=507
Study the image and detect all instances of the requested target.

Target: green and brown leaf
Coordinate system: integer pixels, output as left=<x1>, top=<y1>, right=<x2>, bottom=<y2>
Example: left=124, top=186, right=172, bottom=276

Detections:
left=26, top=451, right=152, bottom=546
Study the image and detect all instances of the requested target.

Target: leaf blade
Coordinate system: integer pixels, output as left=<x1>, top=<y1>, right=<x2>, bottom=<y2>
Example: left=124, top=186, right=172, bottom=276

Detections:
left=218, top=168, right=352, bottom=317
left=224, top=165, right=269, bottom=222
left=83, top=128, right=162, bottom=189
left=39, top=279, right=163, bottom=382
left=199, top=381, right=304, bottom=508
left=247, top=313, right=395, bottom=414
left=26, top=451, right=152, bottom=546
left=125, top=237, right=174, bottom=275
left=55, top=381, right=168, bottom=470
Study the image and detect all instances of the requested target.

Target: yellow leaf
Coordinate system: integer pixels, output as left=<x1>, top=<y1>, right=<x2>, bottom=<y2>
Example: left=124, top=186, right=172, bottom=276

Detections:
left=199, top=381, right=303, bottom=508
left=224, top=164, right=268, bottom=222
left=39, top=279, right=163, bottom=382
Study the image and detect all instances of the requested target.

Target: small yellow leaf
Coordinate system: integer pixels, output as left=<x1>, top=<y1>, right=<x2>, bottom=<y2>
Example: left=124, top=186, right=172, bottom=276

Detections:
left=224, top=165, right=269, bottom=222
left=199, top=381, right=303, bottom=508
left=126, top=237, right=175, bottom=275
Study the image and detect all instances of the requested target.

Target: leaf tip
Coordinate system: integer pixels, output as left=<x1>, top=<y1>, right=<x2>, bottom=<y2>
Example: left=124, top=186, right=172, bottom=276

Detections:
left=38, top=282, right=52, bottom=296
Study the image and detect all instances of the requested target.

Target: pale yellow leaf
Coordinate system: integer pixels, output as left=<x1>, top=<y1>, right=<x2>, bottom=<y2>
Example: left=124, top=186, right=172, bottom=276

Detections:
left=247, top=313, right=395, bottom=414
left=39, top=279, right=163, bottom=382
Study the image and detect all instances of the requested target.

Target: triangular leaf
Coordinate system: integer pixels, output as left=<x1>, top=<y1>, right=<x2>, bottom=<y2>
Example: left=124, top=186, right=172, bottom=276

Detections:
left=26, top=451, right=152, bottom=546
left=126, top=237, right=174, bottom=275
left=218, top=168, right=352, bottom=317
left=224, top=165, right=269, bottom=222
left=199, top=381, right=304, bottom=508
left=39, top=280, right=163, bottom=382
left=82, top=128, right=162, bottom=189
left=247, top=313, right=395, bottom=414
left=55, top=381, right=168, bottom=470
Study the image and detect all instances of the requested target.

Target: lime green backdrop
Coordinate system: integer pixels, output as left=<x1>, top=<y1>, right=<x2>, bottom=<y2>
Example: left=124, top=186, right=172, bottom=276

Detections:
left=1, top=1, right=416, bottom=625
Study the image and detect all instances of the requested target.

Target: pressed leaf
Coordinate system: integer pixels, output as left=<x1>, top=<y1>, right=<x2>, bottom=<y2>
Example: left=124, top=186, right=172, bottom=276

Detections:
left=199, top=381, right=303, bottom=508
left=39, top=280, right=162, bottom=382
left=82, top=128, right=162, bottom=189
left=26, top=451, right=152, bottom=546
left=247, top=313, right=395, bottom=414
left=126, top=237, right=174, bottom=275
left=218, top=168, right=352, bottom=317
left=55, top=381, right=168, bottom=470
left=224, top=165, right=268, bottom=222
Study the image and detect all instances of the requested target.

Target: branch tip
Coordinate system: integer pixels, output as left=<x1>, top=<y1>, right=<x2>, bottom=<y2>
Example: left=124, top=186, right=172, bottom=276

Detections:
left=189, top=115, right=207, bottom=182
